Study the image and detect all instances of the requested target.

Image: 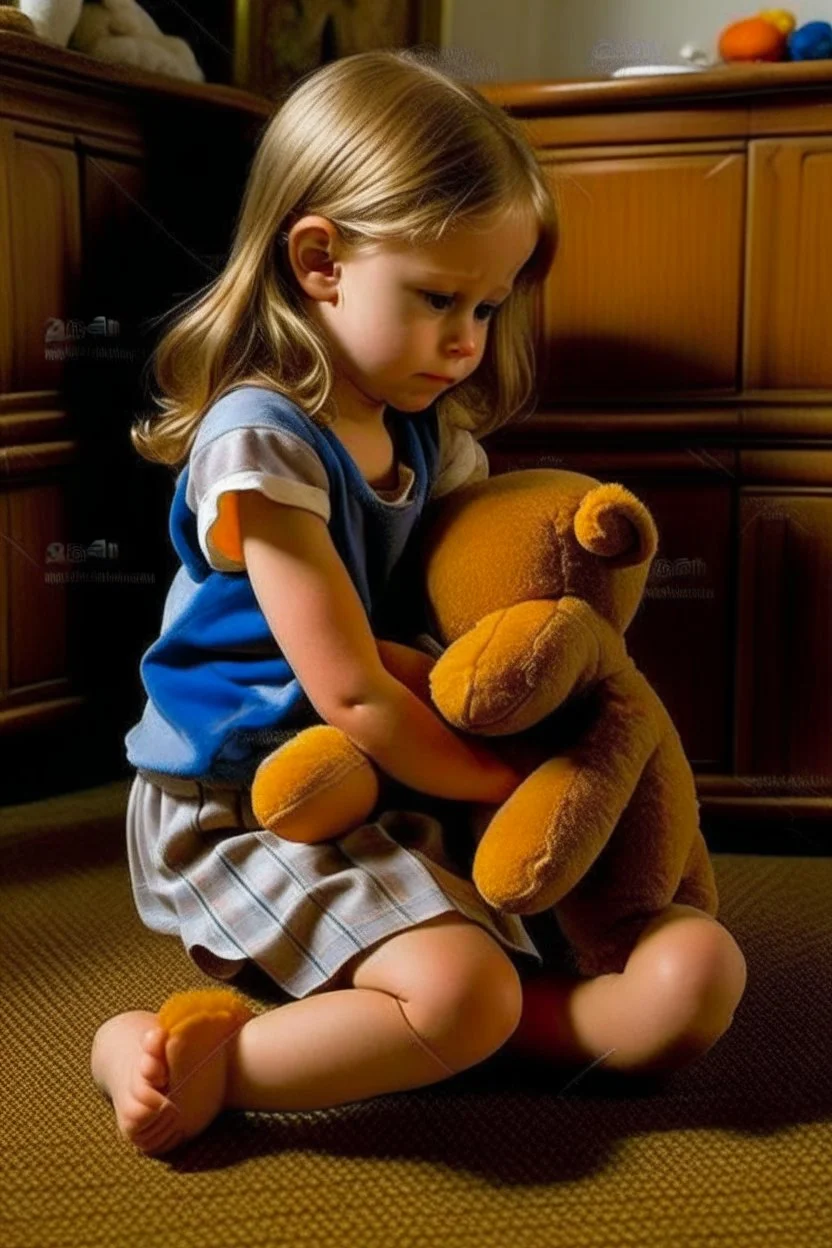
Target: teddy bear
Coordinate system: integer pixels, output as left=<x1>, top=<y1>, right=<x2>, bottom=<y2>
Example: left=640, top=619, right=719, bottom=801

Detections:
left=17, top=0, right=204, bottom=82
left=249, top=468, right=719, bottom=980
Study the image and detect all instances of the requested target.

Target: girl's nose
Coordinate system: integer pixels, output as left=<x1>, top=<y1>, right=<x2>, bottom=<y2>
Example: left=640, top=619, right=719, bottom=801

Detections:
left=444, top=327, right=478, bottom=359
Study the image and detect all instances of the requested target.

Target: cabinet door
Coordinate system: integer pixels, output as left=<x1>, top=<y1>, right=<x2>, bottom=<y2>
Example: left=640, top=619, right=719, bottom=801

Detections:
left=736, top=490, right=832, bottom=789
left=2, top=124, right=81, bottom=392
left=745, top=138, right=832, bottom=390
left=539, top=147, right=746, bottom=401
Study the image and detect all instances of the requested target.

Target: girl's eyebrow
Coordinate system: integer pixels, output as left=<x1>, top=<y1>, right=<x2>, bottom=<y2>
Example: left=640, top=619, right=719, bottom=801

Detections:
left=417, top=271, right=511, bottom=298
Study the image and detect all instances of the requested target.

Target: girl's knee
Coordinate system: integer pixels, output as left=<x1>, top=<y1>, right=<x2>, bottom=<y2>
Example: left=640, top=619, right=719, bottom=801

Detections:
left=352, top=913, right=524, bottom=1068
left=594, top=909, right=748, bottom=1076
left=629, top=906, right=747, bottom=1022
left=664, top=917, right=748, bottom=1028
left=412, top=950, right=523, bottom=1070
left=631, top=915, right=747, bottom=1072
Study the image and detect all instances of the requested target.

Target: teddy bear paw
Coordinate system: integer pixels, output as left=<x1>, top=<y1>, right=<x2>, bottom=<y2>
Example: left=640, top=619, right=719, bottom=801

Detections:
left=251, top=725, right=380, bottom=843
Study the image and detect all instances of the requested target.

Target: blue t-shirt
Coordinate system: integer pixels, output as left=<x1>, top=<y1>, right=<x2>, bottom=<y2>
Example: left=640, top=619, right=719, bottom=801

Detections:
left=124, top=384, right=488, bottom=786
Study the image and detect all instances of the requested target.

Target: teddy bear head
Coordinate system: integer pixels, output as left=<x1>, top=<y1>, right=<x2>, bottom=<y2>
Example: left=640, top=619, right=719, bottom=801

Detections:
left=420, top=469, right=660, bottom=737
left=422, top=468, right=659, bottom=640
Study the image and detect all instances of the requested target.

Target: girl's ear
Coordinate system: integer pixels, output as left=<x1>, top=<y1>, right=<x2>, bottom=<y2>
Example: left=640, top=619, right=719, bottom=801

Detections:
left=286, top=216, right=342, bottom=305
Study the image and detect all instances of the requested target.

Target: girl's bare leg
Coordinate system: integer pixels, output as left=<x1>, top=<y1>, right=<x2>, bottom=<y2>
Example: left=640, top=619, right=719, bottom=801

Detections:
left=224, top=911, right=523, bottom=1109
left=91, top=912, right=524, bottom=1154
left=508, top=903, right=748, bottom=1077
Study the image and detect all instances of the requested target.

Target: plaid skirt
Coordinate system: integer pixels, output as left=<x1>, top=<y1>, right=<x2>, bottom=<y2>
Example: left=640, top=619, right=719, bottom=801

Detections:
left=126, top=768, right=545, bottom=1000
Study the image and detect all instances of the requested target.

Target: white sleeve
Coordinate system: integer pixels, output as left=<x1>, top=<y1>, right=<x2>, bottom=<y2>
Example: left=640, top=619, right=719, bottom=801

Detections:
left=186, top=425, right=331, bottom=573
left=430, top=419, right=489, bottom=501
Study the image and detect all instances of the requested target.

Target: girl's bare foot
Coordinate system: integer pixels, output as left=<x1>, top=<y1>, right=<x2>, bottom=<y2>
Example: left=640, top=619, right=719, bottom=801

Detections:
left=91, top=992, right=255, bottom=1156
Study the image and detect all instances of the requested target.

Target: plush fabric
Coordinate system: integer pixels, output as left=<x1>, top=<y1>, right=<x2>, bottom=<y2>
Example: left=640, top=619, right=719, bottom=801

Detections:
left=17, top=0, right=82, bottom=47
left=248, top=468, right=718, bottom=981
left=19, top=1, right=204, bottom=82
left=14, top=0, right=206, bottom=81
left=71, top=0, right=204, bottom=81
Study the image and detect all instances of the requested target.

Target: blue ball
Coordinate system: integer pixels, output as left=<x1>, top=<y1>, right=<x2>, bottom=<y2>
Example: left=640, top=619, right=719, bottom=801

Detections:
left=787, top=21, right=832, bottom=61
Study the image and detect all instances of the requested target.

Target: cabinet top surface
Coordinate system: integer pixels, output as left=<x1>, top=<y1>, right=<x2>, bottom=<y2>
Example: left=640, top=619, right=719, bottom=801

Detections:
left=481, top=60, right=832, bottom=113
left=2, top=29, right=832, bottom=119
left=0, top=30, right=273, bottom=116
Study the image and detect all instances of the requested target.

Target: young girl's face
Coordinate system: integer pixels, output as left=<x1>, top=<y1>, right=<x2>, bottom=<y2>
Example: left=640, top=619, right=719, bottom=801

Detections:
left=287, top=210, right=538, bottom=423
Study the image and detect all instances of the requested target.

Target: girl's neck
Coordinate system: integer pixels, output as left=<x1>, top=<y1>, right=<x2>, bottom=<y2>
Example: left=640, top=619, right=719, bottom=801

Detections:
left=330, top=377, right=387, bottom=430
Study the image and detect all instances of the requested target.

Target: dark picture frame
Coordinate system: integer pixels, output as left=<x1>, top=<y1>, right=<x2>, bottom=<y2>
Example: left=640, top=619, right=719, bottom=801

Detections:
left=134, top=1, right=447, bottom=94
left=234, top=0, right=446, bottom=98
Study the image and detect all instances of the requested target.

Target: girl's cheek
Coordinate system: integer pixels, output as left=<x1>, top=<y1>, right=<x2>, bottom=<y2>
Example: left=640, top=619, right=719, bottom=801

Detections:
left=393, top=321, right=419, bottom=354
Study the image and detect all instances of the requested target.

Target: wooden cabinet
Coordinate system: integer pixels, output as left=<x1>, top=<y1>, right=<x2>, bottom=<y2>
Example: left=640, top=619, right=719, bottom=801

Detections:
left=1, top=126, right=82, bottom=393
left=736, top=473, right=832, bottom=782
left=481, top=63, right=832, bottom=844
left=0, top=32, right=270, bottom=805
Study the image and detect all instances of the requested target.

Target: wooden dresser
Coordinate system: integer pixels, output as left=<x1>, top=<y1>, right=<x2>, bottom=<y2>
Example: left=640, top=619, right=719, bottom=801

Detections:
left=1, top=37, right=829, bottom=846
left=0, top=32, right=272, bottom=806
left=480, top=63, right=832, bottom=849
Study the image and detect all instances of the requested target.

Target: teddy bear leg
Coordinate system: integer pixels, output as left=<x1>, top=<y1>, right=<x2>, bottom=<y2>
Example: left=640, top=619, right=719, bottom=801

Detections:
left=251, top=725, right=380, bottom=843
left=672, top=830, right=720, bottom=918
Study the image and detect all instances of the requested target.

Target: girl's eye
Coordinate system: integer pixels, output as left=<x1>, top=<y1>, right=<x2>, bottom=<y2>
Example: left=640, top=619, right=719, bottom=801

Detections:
left=420, top=291, right=498, bottom=322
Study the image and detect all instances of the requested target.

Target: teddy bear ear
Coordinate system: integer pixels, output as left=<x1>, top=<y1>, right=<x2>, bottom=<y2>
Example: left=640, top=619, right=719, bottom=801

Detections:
left=573, top=483, right=659, bottom=568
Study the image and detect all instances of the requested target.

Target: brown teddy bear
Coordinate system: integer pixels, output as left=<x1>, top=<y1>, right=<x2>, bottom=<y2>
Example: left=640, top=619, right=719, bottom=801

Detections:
left=250, top=468, right=719, bottom=979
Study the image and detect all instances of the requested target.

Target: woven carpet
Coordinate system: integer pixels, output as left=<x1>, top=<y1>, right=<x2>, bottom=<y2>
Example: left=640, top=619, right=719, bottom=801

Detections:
left=1, top=779, right=830, bottom=1248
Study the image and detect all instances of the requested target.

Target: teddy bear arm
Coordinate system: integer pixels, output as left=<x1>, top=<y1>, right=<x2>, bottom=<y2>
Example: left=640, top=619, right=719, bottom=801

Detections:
left=472, top=667, right=660, bottom=913
left=558, top=667, right=661, bottom=828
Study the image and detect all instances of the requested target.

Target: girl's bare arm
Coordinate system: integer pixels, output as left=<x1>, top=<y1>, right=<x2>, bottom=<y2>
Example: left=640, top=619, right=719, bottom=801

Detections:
left=238, top=489, right=521, bottom=803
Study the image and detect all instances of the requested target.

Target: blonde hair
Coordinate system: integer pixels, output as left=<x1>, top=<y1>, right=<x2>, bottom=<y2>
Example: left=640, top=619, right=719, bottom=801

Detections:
left=132, top=47, right=559, bottom=469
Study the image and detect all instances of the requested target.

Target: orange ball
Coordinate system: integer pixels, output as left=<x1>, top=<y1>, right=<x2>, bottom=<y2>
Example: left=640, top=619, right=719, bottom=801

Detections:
left=719, top=16, right=788, bottom=61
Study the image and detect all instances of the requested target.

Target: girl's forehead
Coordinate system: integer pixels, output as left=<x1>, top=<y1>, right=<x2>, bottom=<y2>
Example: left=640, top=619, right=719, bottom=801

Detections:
left=405, top=216, right=538, bottom=275
left=377, top=213, right=537, bottom=262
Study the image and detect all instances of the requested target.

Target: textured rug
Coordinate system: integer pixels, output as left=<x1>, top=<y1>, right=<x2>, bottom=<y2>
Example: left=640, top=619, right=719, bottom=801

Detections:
left=1, top=780, right=830, bottom=1248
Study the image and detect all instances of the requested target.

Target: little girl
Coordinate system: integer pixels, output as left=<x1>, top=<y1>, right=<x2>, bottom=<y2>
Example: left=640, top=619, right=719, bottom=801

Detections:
left=91, top=48, right=747, bottom=1157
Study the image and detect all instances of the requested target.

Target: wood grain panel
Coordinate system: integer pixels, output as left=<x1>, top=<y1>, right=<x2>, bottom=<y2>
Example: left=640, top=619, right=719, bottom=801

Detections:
left=0, top=488, right=7, bottom=697
left=736, top=493, right=832, bottom=785
left=516, top=109, right=751, bottom=149
left=540, top=150, right=746, bottom=399
left=482, top=61, right=832, bottom=114
left=739, top=450, right=832, bottom=485
left=0, top=121, right=12, bottom=393
left=9, top=133, right=81, bottom=392
left=746, top=138, right=832, bottom=389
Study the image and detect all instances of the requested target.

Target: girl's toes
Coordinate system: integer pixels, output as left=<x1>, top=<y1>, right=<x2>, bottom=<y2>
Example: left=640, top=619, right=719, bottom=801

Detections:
left=139, top=1050, right=169, bottom=1090
left=129, top=1079, right=168, bottom=1121
left=119, top=1090, right=168, bottom=1140
left=142, top=1129, right=186, bottom=1158
left=132, top=1106, right=180, bottom=1151
left=142, top=1027, right=167, bottom=1056
left=138, top=1027, right=170, bottom=1089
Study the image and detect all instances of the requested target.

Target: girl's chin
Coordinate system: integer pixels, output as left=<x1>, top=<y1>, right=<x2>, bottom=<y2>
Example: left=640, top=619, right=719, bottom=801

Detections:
left=394, top=383, right=442, bottom=406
